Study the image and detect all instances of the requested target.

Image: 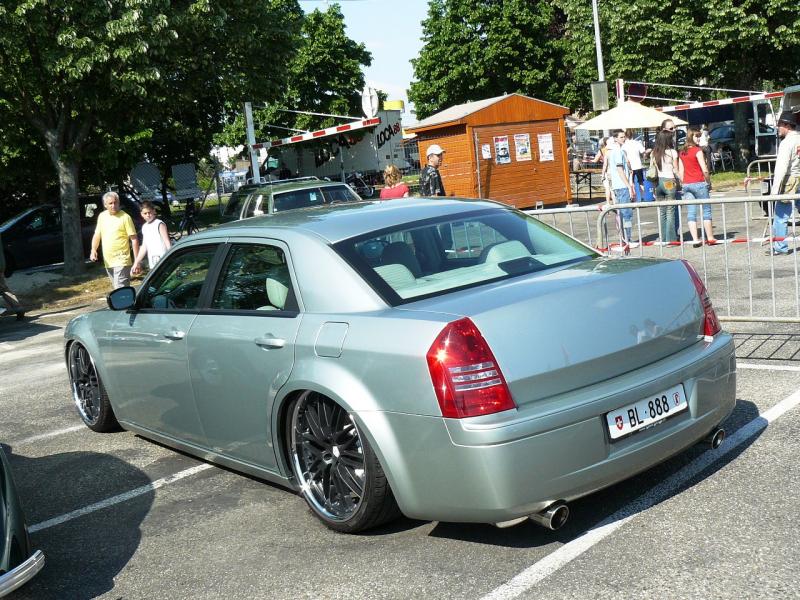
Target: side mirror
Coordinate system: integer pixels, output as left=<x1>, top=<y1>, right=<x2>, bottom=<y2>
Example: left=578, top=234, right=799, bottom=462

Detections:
left=107, top=286, right=136, bottom=310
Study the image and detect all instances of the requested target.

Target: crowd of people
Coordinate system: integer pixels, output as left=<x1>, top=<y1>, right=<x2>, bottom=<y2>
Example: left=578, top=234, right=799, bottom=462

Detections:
left=594, top=111, right=800, bottom=252
left=594, top=118, right=717, bottom=247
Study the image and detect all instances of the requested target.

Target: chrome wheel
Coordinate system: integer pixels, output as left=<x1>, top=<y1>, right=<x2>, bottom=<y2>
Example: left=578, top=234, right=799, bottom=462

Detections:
left=290, top=392, right=366, bottom=522
left=68, top=343, right=102, bottom=425
left=67, top=343, right=119, bottom=432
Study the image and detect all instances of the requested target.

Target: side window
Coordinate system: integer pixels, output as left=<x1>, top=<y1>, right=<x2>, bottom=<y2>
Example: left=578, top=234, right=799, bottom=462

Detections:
left=211, top=244, right=297, bottom=312
left=223, top=191, right=244, bottom=217
left=322, top=185, right=360, bottom=203
left=25, top=210, right=48, bottom=232
left=139, top=246, right=217, bottom=310
left=82, top=201, right=100, bottom=223
left=243, top=193, right=266, bottom=219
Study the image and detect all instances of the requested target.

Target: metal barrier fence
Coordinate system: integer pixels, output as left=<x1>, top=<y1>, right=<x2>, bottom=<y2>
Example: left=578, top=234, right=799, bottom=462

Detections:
left=525, top=192, right=800, bottom=323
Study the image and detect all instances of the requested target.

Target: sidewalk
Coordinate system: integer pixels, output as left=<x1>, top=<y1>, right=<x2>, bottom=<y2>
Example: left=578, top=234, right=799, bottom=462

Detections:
left=4, top=264, right=116, bottom=317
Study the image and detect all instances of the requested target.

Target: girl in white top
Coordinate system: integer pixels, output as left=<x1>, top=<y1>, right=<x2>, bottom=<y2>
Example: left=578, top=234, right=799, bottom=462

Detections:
left=132, top=201, right=171, bottom=274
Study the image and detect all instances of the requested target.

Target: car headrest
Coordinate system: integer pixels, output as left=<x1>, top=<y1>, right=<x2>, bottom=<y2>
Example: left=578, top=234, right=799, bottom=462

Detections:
left=266, top=266, right=290, bottom=310
left=382, top=242, right=422, bottom=277
left=484, top=240, right=530, bottom=263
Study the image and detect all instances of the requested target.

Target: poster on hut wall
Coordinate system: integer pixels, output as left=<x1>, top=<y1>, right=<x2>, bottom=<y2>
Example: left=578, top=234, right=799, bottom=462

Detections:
left=514, top=134, right=532, bottom=161
left=537, top=133, right=554, bottom=161
left=481, top=144, right=492, bottom=160
left=494, top=136, right=511, bottom=164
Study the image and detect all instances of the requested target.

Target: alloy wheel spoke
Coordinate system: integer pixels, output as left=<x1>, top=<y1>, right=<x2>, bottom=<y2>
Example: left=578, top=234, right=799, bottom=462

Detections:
left=320, top=400, right=336, bottom=438
left=304, top=403, right=326, bottom=442
left=338, top=451, right=363, bottom=470
left=335, top=462, right=364, bottom=497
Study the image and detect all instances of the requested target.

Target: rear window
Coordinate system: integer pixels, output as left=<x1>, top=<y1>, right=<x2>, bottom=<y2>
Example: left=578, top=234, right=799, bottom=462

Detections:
left=273, top=188, right=325, bottom=212
left=334, top=208, right=597, bottom=305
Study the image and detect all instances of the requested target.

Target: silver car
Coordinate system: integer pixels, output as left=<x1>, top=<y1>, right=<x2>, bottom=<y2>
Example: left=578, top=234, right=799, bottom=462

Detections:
left=65, top=198, right=736, bottom=533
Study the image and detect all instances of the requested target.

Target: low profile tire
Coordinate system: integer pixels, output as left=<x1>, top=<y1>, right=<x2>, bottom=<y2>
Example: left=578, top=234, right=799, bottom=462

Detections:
left=67, top=343, right=120, bottom=432
left=288, top=391, right=400, bottom=533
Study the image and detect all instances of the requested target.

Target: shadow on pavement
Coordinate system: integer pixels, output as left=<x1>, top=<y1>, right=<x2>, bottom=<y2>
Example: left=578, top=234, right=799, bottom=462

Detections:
left=3, top=443, right=154, bottom=599
left=0, top=319, right=60, bottom=342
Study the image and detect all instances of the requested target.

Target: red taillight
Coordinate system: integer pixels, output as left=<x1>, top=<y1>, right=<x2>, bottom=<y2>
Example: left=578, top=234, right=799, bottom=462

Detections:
left=681, top=260, right=721, bottom=337
left=426, top=317, right=516, bottom=418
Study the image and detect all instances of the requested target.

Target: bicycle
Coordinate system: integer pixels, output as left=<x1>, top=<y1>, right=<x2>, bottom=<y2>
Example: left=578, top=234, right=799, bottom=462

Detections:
left=166, top=197, right=200, bottom=241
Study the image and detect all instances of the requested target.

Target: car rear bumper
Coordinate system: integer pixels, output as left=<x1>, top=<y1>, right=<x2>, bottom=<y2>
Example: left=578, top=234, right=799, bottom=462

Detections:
left=359, top=333, right=736, bottom=523
left=0, top=550, right=44, bottom=597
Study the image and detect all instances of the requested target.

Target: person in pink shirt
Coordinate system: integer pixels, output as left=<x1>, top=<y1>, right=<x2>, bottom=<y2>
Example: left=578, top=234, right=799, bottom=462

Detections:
left=379, top=165, right=410, bottom=199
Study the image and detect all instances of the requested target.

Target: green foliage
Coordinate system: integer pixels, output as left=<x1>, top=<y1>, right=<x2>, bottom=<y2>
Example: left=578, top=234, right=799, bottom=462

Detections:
left=409, top=0, right=566, bottom=119
left=143, top=0, right=302, bottom=194
left=216, top=4, right=372, bottom=151
left=411, top=0, right=800, bottom=118
left=0, top=0, right=302, bottom=272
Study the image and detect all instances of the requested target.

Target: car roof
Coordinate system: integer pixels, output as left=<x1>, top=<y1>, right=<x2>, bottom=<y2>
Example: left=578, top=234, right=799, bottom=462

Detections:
left=251, top=179, right=356, bottom=195
left=196, top=197, right=505, bottom=244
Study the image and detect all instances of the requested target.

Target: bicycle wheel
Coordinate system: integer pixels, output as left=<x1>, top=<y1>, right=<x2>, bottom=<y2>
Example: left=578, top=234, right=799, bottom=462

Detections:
left=167, top=218, right=183, bottom=241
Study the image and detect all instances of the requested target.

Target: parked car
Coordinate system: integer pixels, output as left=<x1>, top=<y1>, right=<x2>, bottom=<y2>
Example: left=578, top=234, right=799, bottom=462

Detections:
left=226, top=178, right=362, bottom=222
left=708, top=122, right=774, bottom=154
left=65, top=198, right=736, bottom=533
left=1, top=196, right=143, bottom=276
left=219, top=183, right=263, bottom=223
left=0, top=446, right=44, bottom=596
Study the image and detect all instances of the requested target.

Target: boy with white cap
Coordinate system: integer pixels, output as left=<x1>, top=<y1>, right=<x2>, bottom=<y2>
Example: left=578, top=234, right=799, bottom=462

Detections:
left=419, top=144, right=446, bottom=196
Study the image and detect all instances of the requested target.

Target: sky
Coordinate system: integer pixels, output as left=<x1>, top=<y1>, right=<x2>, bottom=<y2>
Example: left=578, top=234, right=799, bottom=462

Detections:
left=298, top=0, right=429, bottom=124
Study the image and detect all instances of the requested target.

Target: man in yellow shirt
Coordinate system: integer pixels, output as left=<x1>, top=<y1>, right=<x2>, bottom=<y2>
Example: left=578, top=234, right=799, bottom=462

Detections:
left=90, top=192, right=139, bottom=289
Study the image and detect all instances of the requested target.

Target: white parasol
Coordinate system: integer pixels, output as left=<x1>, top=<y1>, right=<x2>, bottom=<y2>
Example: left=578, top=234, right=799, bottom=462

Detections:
left=575, top=101, right=687, bottom=130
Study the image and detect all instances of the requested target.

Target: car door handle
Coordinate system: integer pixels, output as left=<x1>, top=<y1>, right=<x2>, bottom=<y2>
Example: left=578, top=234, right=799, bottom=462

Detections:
left=163, top=330, right=186, bottom=340
left=254, top=336, right=286, bottom=349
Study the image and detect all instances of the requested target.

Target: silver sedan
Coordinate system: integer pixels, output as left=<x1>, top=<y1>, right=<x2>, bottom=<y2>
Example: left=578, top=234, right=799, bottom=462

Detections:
left=65, top=198, right=736, bottom=533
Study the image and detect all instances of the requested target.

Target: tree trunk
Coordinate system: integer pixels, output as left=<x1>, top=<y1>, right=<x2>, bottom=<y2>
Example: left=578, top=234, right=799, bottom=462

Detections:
left=55, top=156, right=85, bottom=276
left=159, top=173, right=172, bottom=218
left=733, top=103, right=749, bottom=169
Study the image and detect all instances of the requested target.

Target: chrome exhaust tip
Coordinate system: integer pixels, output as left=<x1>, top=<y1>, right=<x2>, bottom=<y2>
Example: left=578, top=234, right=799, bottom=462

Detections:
left=529, top=502, right=569, bottom=531
left=705, top=427, right=726, bottom=449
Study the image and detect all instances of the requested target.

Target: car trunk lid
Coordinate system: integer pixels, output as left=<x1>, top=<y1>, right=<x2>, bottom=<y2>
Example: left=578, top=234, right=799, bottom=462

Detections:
left=403, top=258, right=704, bottom=406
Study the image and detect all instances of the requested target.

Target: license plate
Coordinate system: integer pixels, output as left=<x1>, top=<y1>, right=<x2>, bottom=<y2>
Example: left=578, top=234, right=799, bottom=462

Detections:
left=606, top=384, right=688, bottom=440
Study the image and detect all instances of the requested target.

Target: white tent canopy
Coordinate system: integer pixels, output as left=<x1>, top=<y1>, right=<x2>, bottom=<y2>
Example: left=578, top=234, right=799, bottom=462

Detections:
left=575, top=101, right=687, bottom=130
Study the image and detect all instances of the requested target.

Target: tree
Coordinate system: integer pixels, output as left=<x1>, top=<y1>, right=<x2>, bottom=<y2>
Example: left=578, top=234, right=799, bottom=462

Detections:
left=216, top=4, right=371, bottom=158
left=557, top=0, right=800, bottom=161
left=143, top=1, right=302, bottom=207
left=411, top=0, right=800, bottom=125
left=0, top=0, right=301, bottom=275
left=409, top=0, right=566, bottom=119
left=0, top=103, right=56, bottom=221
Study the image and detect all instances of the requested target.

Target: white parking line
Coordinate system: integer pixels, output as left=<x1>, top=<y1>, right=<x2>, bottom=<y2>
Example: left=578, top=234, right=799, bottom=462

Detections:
left=29, top=463, right=214, bottom=534
left=737, top=362, right=800, bottom=372
left=12, top=425, right=85, bottom=447
left=481, top=387, right=800, bottom=600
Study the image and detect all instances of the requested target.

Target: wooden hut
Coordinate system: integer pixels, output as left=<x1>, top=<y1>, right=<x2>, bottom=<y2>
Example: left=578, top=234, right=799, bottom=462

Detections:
left=406, top=94, right=571, bottom=207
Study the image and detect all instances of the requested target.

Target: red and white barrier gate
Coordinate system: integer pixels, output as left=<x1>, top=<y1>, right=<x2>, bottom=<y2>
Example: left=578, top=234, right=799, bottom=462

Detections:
left=250, top=117, right=381, bottom=151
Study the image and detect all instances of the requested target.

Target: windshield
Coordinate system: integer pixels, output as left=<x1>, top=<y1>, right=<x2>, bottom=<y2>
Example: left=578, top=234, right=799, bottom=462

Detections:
left=0, top=207, right=38, bottom=231
left=334, top=208, right=597, bottom=305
